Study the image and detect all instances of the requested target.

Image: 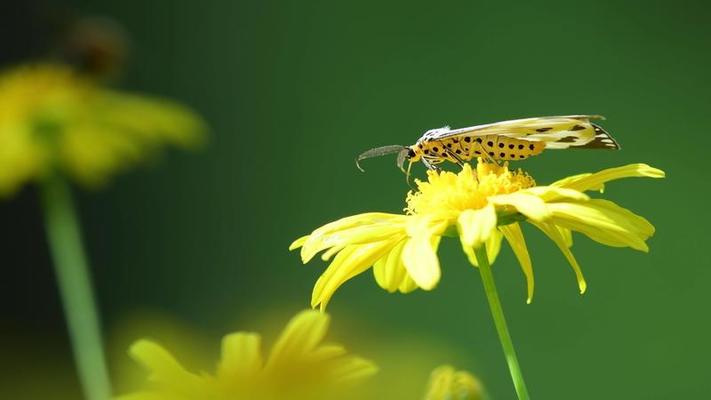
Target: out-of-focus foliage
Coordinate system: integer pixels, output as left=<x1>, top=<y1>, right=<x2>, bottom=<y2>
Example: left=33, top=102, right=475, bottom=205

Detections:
left=0, top=63, right=205, bottom=195
left=109, top=308, right=486, bottom=400
left=116, top=310, right=377, bottom=400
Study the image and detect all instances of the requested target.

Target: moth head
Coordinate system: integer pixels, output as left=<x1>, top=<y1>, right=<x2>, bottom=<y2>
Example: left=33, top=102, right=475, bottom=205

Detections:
left=404, top=146, right=421, bottom=162
left=399, top=147, right=416, bottom=187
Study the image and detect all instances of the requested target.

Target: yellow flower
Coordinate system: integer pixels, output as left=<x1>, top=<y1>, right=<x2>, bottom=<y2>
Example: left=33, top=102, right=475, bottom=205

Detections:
left=0, top=63, right=205, bottom=195
left=423, top=365, right=484, bottom=400
left=291, top=161, right=664, bottom=309
left=117, top=310, right=377, bottom=400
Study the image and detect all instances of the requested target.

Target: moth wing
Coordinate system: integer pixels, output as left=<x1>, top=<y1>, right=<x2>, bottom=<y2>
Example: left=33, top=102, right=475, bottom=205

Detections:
left=432, top=115, right=617, bottom=149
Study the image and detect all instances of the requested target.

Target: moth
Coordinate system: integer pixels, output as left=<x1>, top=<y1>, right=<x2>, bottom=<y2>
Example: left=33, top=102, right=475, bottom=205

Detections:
left=356, top=115, right=620, bottom=173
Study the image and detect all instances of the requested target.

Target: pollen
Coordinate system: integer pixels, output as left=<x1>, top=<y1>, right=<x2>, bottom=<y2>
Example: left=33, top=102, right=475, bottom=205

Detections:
left=405, top=160, right=536, bottom=217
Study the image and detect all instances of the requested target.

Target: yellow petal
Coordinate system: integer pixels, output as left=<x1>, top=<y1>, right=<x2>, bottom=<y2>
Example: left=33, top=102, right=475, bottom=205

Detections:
left=558, top=225, right=573, bottom=247
left=267, top=310, right=329, bottom=368
left=312, top=246, right=356, bottom=308
left=548, top=199, right=654, bottom=251
left=552, top=163, right=665, bottom=193
left=489, top=192, right=550, bottom=222
left=521, top=186, right=589, bottom=202
left=301, top=221, right=407, bottom=263
left=487, top=229, right=503, bottom=264
left=402, top=234, right=442, bottom=290
left=305, top=213, right=404, bottom=245
left=308, top=343, right=347, bottom=362
left=321, top=245, right=345, bottom=261
left=593, top=199, right=655, bottom=237
left=399, top=216, right=448, bottom=290
left=530, top=221, right=587, bottom=294
left=424, top=365, right=483, bottom=400
left=457, top=204, right=497, bottom=249
left=499, top=223, right=534, bottom=303
left=289, top=235, right=309, bottom=251
left=312, top=239, right=401, bottom=309
left=114, top=392, right=177, bottom=400
left=310, top=213, right=402, bottom=235
left=551, top=172, right=595, bottom=190
left=303, top=344, right=377, bottom=383
left=327, top=356, right=379, bottom=383
left=397, top=274, right=419, bottom=293
left=373, top=240, right=408, bottom=293
left=217, top=332, right=263, bottom=380
left=373, top=255, right=387, bottom=289
left=464, top=228, right=503, bottom=267
left=128, top=340, right=203, bottom=389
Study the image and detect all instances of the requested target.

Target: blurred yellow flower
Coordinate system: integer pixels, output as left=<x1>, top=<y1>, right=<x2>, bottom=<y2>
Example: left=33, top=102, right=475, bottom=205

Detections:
left=291, top=162, right=664, bottom=309
left=0, top=63, right=204, bottom=195
left=423, top=365, right=484, bottom=400
left=117, top=310, right=377, bottom=400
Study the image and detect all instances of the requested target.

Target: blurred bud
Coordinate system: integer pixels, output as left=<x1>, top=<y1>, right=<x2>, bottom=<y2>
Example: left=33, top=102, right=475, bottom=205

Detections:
left=58, top=16, right=128, bottom=79
left=423, top=365, right=484, bottom=400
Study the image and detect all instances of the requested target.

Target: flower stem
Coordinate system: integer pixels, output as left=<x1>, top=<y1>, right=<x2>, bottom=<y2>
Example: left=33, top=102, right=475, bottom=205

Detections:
left=40, top=176, right=111, bottom=400
left=474, top=246, right=530, bottom=400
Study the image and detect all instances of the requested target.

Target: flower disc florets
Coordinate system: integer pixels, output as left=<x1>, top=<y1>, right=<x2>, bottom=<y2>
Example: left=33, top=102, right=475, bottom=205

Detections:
left=405, top=163, right=535, bottom=217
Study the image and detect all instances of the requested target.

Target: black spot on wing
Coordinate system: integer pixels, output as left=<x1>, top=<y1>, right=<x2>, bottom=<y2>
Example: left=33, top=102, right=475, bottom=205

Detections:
left=557, top=136, right=579, bottom=143
left=536, top=127, right=552, bottom=132
left=571, top=125, right=586, bottom=131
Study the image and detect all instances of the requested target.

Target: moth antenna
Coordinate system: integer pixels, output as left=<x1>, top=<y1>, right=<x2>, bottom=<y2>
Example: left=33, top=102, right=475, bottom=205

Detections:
left=356, top=158, right=366, bottom=172
left=356, top=145, right=407, bottom=172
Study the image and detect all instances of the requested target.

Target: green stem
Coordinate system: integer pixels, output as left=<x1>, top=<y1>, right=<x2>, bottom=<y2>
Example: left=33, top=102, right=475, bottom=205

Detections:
left=474, top=246, right=530, bottom=400
left=40, top=176, right=111, bottom=400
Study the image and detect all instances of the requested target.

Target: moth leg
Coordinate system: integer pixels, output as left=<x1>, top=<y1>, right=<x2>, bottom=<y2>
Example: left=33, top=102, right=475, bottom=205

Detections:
left=444, top=148, right=466, bottom=168
left=422, top=158, right=441, bottom=172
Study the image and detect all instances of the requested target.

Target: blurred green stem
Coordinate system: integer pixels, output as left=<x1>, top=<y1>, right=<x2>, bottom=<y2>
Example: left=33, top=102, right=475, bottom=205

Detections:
left=41, top=176, right=111, bottom=400
left=474, top=246, right=530, bottom=400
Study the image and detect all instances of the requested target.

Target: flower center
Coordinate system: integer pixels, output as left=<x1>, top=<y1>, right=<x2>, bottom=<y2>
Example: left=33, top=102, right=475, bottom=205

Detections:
left=405, top=161, right=535, bottom=217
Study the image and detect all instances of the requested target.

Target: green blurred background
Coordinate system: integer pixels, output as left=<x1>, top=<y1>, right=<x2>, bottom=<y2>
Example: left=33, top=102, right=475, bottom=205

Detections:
left=1, top=0, right=709, bottom=398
